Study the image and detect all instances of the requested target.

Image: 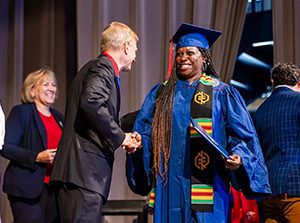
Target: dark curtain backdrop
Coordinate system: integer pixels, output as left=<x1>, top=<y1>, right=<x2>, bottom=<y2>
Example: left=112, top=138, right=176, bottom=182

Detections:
left=272, top=0, right=300, bottom=66
left=22, top=0, right=77, bottom=113
left=2, top=0, right=299, bottom=222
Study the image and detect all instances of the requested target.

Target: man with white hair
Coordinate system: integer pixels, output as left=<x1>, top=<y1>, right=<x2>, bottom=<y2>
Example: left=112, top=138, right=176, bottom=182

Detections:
left=51, top=21, right=140, bottom=223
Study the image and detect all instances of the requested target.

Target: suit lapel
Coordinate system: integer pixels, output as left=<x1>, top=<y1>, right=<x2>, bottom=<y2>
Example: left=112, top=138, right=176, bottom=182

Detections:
left=50, top=108, right=63, bottom=129
left=115, top=77, right=121, bottom=116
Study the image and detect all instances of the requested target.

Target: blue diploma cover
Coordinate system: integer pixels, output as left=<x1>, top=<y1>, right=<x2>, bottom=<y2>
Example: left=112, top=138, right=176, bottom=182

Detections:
left=190, top=117, right=229, bottom=159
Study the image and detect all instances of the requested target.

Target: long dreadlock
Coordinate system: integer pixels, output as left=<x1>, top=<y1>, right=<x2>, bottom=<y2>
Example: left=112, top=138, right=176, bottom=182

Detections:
left=151, top=47, right=219, bottom=180
left=152, top=65, right=177, bottom=179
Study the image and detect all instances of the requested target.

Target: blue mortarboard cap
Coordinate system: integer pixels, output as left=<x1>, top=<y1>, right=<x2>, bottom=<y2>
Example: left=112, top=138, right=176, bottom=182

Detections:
left=172, top=23, right=222, bottom=49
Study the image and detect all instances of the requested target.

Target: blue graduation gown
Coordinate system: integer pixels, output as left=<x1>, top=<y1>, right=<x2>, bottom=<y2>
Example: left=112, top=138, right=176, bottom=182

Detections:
left=126, top=78, right=270, bottom=223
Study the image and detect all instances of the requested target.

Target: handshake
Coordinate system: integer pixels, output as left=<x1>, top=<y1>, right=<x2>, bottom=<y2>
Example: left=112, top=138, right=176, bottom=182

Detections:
left=121, top=131, right=142, bottom=153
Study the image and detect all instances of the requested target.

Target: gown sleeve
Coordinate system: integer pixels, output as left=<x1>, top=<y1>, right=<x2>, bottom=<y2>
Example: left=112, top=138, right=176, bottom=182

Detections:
left=126, top=84, right=160, bottom=196
left=219, top=85, right=271, bottom=196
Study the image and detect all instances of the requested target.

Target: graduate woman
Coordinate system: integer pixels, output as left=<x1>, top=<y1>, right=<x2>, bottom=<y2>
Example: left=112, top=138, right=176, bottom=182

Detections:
left=126, top=23, right=270, bottom=223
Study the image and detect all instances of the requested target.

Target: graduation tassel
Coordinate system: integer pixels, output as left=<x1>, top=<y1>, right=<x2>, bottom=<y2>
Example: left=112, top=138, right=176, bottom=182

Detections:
left=167, top=38, right=174, bottom=80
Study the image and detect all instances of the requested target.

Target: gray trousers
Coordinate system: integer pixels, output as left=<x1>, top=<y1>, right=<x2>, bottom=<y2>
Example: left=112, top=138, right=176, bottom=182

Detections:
left=56, top=183, right=104, bottom=223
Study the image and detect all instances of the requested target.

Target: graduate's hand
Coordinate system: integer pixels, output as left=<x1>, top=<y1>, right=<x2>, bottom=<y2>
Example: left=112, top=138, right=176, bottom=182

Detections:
left=36, top=148, right=57, bottom=164
left=121, top=132, right=142, bottom=153
left=131, top=131, right=142, bottom=149
left=225, top=154, right=242, bottom=170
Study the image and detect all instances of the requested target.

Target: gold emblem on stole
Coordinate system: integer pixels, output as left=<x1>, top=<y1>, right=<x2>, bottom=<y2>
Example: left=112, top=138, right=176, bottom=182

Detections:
left=194, top=92, right=210, bottom=105
left=195, top=151, right=210, bottom=170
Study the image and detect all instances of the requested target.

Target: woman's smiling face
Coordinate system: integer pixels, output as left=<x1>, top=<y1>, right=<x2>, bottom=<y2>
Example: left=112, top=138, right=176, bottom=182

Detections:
left=175, top=46, right=205, bottom=82
left=31, top=76, right=57, bottom=107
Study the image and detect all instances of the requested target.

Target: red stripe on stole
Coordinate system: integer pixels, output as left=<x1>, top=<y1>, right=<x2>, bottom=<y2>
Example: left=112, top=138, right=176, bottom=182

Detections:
left=202, top=126, right=212, bottom=131
left=191, top=192, right=213, bottom=196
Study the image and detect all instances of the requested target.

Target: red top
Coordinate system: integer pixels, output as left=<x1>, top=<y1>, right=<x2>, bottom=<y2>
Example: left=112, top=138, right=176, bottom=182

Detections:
left=39, top=112, right=62, bottom=184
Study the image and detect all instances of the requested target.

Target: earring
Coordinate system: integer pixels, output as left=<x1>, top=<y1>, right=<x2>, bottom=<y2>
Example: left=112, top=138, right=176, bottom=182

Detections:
left=202, top=62, right=207, bottom=71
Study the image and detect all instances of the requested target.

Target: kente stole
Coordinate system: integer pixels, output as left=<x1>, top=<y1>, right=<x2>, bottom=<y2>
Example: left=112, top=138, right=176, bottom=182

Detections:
left=149, top=74, right=215, bottom=212
left=190, top=74, right=214, bottom=212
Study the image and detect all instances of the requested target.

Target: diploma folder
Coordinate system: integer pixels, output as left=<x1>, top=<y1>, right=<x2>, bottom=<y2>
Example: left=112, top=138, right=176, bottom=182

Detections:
left=190, top=117, right=229, bottom=159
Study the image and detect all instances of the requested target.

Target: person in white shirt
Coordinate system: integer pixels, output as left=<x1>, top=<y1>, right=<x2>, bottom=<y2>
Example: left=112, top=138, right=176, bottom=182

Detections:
left=0, top=103, right=4, bottom=223
left=0, top=103, right=5, bottom=149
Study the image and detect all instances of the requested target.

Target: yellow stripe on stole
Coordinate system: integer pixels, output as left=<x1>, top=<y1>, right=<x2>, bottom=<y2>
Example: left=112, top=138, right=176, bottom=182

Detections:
left=192, top=188, right=214, bottom=192
left=191, top=196, right=213, bottom=200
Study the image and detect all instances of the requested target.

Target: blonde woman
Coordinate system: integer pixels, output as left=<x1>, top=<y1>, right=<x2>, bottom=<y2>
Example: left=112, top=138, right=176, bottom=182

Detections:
left=1, top=68, right=63, bottom=223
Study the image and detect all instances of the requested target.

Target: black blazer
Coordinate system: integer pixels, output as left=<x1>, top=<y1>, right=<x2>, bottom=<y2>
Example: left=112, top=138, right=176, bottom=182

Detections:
left=1, top=103, right=63, bottom=198
left=51, top=55, right=125, bottom=199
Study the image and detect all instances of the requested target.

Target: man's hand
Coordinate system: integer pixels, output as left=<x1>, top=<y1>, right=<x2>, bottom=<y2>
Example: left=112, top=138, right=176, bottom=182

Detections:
left=121, top=132, right=142, bottom=153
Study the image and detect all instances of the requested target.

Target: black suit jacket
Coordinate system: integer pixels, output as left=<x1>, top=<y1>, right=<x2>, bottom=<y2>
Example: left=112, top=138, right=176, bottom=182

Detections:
left=51, top=55, right=125, bottom=199
left=1, top=103, right=63, bottom=198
